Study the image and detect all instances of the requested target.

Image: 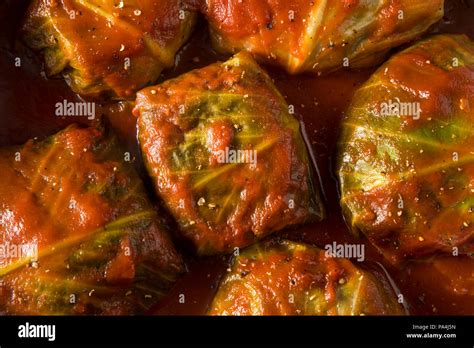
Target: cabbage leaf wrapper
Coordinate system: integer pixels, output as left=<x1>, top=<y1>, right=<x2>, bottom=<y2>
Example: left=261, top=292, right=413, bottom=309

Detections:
left=22, top=0, right=196, bottom=99
left=202, top=0, right=443, bottom=74
left=337, top=35, right=474, bottom=263
left=209, top=240, right=405, bottom=315
left=135, top=52, right=324, bottom=255
left=0, top=125, right=184, bottom=315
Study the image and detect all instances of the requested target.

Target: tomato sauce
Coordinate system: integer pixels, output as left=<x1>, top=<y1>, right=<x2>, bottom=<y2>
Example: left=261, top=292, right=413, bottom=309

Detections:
left=0, top=0, right=473, bottom=315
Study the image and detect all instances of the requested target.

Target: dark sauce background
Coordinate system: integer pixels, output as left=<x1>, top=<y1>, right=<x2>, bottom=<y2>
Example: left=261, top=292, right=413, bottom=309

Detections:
left=1, top=0, right=473, bottom=315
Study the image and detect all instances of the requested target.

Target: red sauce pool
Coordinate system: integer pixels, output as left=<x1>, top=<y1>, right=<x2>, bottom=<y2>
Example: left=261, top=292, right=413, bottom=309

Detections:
left=0, top=0, right=473, bottom=315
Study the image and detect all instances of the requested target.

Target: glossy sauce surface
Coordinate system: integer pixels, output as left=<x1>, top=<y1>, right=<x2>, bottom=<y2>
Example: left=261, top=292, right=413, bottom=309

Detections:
left=1, top=0, right=473, bottom=315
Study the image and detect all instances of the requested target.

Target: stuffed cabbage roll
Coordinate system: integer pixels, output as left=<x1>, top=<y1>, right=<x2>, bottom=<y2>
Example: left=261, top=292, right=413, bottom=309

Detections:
left=337, top=35, right=474, bottom=263
left=134, top=52, right=324, bottom=255
left=22, top=0, right=196, bottom=99
left=0, top=125, right=184, bottom=315
left=201, top=0, right=444, bottom=74
left=209, top=240, right=405, bottom=315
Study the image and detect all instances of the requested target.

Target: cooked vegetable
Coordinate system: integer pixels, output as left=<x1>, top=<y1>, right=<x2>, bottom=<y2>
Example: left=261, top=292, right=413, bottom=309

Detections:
left=209, top=239, right=405, bottom=315
left=202, top=0, right=443, bottom=74
left=337, top=35, right=474, bottom=263
left=22, top=0, right=196, bottom=99
left=134, top=52, right=324, bottom=255
left=0, top=124, right=184, bottom=315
